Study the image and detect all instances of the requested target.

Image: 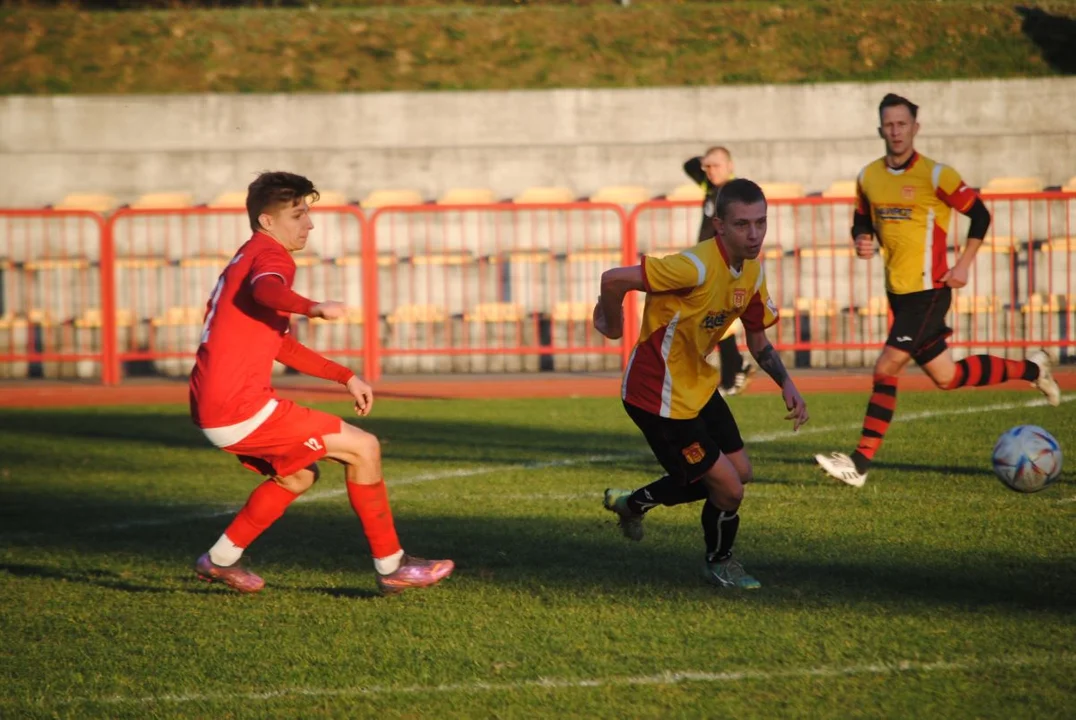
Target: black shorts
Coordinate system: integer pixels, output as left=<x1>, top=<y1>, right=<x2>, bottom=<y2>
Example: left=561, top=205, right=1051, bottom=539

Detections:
left=623, top=393, right=744, bottom=485
left=886, top=288, right=952, bottom=365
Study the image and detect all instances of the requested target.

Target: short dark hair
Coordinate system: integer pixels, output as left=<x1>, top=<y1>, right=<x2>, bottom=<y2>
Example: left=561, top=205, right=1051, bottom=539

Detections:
left=704, top=145, right=732, bottom=160
left=879, top=93, right=919, bottom=122
left=246, top=171, right=319, bottom=232
left=715, top=178, right=765, bottom=219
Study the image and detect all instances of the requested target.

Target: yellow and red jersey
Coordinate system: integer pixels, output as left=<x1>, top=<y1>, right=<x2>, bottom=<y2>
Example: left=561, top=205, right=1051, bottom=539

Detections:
left=856, top=152, right=980, bottom=295
left=622, top=239, right=778, bottom=419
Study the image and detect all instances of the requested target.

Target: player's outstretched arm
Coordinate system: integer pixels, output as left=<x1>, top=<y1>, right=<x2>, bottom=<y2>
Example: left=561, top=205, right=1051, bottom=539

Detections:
left=250, top=275, right=347, bottom=318
left=746, top=329, right=809, bottom=431
left=593, top=266, right=645, bottom=340
left=274, top=335, right=372, bottom=413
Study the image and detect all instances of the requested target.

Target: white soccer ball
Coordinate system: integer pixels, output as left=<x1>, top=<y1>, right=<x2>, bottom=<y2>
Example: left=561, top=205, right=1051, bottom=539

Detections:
left=991, top=425, right=1063, bottom=493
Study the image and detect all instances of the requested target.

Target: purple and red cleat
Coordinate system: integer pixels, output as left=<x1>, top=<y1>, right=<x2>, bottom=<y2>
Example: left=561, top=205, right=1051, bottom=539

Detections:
left=195, top=553, right=266, bottom=594
left=376, top=554, right=454, bottom=595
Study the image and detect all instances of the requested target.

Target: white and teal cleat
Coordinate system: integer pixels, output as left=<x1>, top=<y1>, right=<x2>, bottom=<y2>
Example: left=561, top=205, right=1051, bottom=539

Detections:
left=602, top=488, right=645, bottom=542
left=703, top=556, right=761, bottom=590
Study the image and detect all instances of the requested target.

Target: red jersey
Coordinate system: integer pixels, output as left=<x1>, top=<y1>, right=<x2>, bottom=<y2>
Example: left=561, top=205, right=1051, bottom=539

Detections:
left=189, top=233, right=301, bottom=429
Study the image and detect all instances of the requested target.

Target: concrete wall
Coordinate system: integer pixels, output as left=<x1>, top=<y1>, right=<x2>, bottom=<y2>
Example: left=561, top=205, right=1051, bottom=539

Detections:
left=1, top=77, right=1074, bottom=207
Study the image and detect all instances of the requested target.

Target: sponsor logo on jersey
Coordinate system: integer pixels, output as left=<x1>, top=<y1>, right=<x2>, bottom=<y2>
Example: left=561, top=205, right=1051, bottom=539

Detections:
left=876, top=205, right=914, bottom=222
left=701, top=310, right=729, bottom=330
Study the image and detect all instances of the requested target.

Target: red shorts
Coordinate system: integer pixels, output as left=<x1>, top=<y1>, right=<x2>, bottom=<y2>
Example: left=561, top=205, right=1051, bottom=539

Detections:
left=223, top=399, right=342, bottom=478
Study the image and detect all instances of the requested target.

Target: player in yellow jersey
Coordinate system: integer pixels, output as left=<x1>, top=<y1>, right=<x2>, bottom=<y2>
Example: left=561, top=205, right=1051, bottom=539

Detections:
left=815, top=94, right=1061, bottom=488
left=593, top=179, right=810, bottom=590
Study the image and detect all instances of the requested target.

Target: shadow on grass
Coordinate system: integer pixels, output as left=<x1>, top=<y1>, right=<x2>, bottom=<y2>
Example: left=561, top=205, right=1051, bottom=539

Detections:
left=2, top=488, right=1074, bottom=614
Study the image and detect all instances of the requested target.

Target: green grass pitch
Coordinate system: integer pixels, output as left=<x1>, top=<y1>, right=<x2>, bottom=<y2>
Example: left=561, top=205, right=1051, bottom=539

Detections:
left=1, top=389, right=1074, bottom=718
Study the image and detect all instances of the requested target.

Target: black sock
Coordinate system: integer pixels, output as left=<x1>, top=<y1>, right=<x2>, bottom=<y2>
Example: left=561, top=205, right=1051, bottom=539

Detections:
left=702, top=501, right=740, bottom=563
left=718, top=335, right=743, bottom=388
left=627, top=476, right=708, bottom=514
left=849, top=450, right=872, bottom=475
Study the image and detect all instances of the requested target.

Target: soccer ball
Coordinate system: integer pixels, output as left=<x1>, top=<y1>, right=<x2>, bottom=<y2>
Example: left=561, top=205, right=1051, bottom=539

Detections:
left=991, top=425, right=1063, bottom=493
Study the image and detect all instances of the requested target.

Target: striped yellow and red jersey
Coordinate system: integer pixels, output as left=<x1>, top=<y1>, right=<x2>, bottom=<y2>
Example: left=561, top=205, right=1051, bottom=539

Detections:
left=622, top=239, right=778, bottom=419
left=856, top=152, right=980, bottom=295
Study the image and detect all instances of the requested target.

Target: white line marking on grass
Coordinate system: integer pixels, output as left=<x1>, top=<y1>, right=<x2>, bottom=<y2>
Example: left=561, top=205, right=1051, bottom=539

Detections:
left=57, top=653, right=1073, bottom=707
left=4, top=394, right=1069, bottom=538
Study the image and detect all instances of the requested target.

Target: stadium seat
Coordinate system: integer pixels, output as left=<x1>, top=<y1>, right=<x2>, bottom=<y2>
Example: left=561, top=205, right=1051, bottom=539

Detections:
left=54, top=193, right=120, bottom=213
left=758, top=182, right=806, bottom=199
left=1034, top=237, right=1075, bottom=296
left=821, top=180, right=857, bottom=199
left=589, top=185, right=651, bottom=204
left=130, top=192, right=195, bottom=209
left=981, top=176, right=1045, bottom=195
left=512, top=186, right=575, bottom=204
left=464, top=302, right=525, bottom=323
left=665, top=183, right=705, bottom=202
left=360, top=189, right=425, bottom=208
left=0, top=313, right=29, bottom=378
left=208, top=191, right=247, bottom=209
left=1062, top=176, right=1076, bottom=193
left=551, top=300, right=617, bottom=372
left=965, top=236, right=1018, bottom=302
left=953, top=294, right=1004, bottom=357
left=387, top=303, right=448, bottom=324
left=315, top=190, right=350, bottom=206
left=437, top=188, right=497, bottom=205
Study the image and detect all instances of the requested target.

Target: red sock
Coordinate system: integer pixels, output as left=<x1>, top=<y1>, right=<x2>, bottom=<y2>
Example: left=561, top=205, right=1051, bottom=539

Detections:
left=347, top=480, right=402, bottom=559
left=851, top=373, right=898, bottom=470
left=224, top=481, right=299, bottom=548
left=946, top=355, right=1039, bottom=389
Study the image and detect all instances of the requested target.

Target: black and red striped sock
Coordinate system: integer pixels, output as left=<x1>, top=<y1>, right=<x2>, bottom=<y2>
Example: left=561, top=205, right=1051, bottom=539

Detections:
left=849, top=373, right=898, bottom=473
left=946, top=355, right=1039, bottom=389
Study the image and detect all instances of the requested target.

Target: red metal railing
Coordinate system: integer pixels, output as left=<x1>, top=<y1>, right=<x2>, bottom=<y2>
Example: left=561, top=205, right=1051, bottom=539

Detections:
left=0, top=209, right=112, bottom=382
left=366, top=202, right=630, bottom=381
left=1, top=193, right=1073, bottom=385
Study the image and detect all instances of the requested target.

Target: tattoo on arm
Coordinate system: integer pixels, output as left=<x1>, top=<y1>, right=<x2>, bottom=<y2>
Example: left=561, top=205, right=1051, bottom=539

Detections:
left=755, top=344, right=788, bottom=387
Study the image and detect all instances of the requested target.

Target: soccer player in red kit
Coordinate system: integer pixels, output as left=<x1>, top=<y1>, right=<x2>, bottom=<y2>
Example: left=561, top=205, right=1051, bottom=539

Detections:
left=189, top=171, right=453, bottom=594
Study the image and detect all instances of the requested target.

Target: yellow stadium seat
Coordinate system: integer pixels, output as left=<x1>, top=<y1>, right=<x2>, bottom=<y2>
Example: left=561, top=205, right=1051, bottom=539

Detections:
left=315, top=190, right=350, bottom=206
left=360, top=189, right=425, bottom=209
left=512, top=186, right=576, bottom=204
left=1021, top=293, right=1066, bottom=313
left=821, top=180, right=857, bottom=199
left=794, top=297, right=838, bottom=316
left=465, top=302, right=525, bottom=323
left=589, top=185, right=651, bottom=204
left=131, top=192, right=195, bottom=209
left=151, top=306, right=204, bottom=327
left=857, top=296, right=889, bottom=317
left=1061, top=176, right=1076, bottom=193
left=437, top=188, right=497, bottom=205
left=387, top=304, right=447, bottom=324
left=552, top=301, right=593, bottom=322
left=981, top=176, right=1045, bottom=195
left=208, top=191, right=247, bottom=209
left=74, top=308, right=135, bottom=328
left=758, top=182, right=806, bottom=199
left=665, top=183, right=705, bottom=202
left=953, top=295, right=1001, bottom=314
left=54, top=193, right=120, bottom=213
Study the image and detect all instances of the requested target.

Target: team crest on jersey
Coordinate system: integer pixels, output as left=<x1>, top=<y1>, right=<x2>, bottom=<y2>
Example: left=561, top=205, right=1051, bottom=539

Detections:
left=902, top=186, right=916, bottom=200
left=701, top=310, right=729, bottom=330
left=733, top=288, right=747, bottom=308
left=681, top=442, right=706, bottom=465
